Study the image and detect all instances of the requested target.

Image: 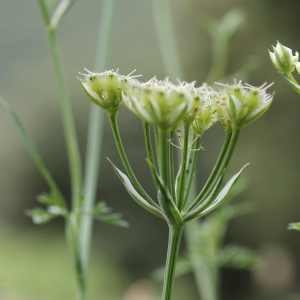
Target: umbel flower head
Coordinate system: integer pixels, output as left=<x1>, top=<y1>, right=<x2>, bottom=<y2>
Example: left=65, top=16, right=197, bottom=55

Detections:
left=216, top=81, right=274, bottom=129
left=123, top=78, right=191, bottom=129
left=78, top=69, right=132, bottom=113
left=269, top=42, right=299, bottom=75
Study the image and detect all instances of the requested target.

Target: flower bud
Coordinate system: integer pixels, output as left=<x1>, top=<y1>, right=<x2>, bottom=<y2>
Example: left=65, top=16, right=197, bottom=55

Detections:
left=190, top=85, right=217, bottom=136
left=269, top=42, right=299, bottom=75
left=78, top=69, right=126, bottom=113
left=216, top=81, right=274, bottom=129
left=123, top=78, right=190, bottom=129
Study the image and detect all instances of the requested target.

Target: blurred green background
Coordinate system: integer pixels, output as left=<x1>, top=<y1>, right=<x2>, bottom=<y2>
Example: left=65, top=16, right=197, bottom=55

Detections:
left=1, top=0, right=300, bottom=299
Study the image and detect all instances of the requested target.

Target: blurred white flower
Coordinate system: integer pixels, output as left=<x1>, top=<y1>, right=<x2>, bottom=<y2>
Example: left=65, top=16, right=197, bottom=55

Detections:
left=216, top=81, right=274, bottom=129
left=269, top=42, right=299, bottom=75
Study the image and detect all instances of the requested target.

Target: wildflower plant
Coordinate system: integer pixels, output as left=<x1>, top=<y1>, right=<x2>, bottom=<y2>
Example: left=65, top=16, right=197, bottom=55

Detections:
left=269, top=42, right=300, bottom=95
left=79, top=69, right=273, bottom=300
left=270, top=42, right=300, bottom=232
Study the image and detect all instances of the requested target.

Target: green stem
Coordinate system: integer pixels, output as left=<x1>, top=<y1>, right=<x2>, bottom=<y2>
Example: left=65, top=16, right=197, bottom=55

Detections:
left=144, top=123, right=158, bottom=188
left=157, top=129, right=170, bottom=188
left=80, top=0, right=115, bottom=272
left=186, top=129, right=240, bottom=220
left=157, top=128, right=174, bottom=216
left=162, top=225, right=183, bottom=300
left=109, top=113, right=156, bottom=206
left=152, top=0, right=182, bottom=78
left=186, top=222, right=218, bottom=300
left=176, top=124, right=190, bottom=210
left=186, top=131, right=232, bottom=212
left=38, top=1, right=82, bottom=298
left=46, top=29, right=82, bottom=211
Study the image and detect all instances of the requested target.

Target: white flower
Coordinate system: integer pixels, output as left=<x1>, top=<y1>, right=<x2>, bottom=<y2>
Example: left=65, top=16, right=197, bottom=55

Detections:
left=269, top=42, right=299, bottom=75
left=216, top=81, right=274, bottom=129
left=78, top=69, right=134, bottom=113
left=123, top=78, right=191, bottom=129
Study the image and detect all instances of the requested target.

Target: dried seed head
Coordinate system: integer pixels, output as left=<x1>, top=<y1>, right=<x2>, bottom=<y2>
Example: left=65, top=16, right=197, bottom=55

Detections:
left=269, top=42, right=299, bottom=75
left=216, top=81, right=274, bottom=129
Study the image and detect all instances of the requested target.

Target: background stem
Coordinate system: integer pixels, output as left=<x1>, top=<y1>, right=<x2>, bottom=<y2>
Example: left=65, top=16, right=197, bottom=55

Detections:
left=152, top=0, right=183, bottom=79
left=162, top=225, right=183, bottom=300
left=80, top=0, right=115, bottom=272
left=47, top=29, right=82, bottom=211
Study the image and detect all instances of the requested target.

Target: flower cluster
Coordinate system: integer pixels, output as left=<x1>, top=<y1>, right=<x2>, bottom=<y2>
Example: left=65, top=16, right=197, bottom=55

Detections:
left=79, top=69, right=273, bottom=133
left=269, top=42, right=300, bottom=95
left=216, top=81, right=274, bottom=130
left=269, top=42, right=300, bottom=75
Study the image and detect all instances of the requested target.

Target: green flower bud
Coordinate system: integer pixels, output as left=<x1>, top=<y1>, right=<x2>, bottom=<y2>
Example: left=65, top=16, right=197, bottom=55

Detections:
left=216, top=81, right=274, bottom=130
left=123, top=78, right=190, bottom=129
left=191, top=85, right=217, bottom=136
left=269, top=42, right=299, bottom=75
left=78, top=69, right=126, bottom=113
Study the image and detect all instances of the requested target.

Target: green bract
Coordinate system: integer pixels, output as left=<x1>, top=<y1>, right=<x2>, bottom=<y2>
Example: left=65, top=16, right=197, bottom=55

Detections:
left=216, top=82, right=274, bottom=130
left=269, top=42, right=299, bottom=75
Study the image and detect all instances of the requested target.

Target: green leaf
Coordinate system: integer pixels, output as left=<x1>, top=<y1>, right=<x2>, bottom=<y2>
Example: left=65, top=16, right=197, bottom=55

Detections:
left=92, top=202, right=128, bottom=228
left=146, top=158, right=181, bottom=223
left=218, top=245, right=258, bottom=269
left=26, top=208, right=56, bottom=225
left=38, top=193, right=65, bottom=209
left=195, top=164, right=249, bottom=219
left=50, top=0, right=77, bottom=29
left=211, top=9, right=245, bottom=40
left=286, top=77, right=300, bottom=95
left=108, top=158, right=163, bottom=218
left=0, top=97, right=63, bottom=201
left=288, top=222, right=300, bottom=231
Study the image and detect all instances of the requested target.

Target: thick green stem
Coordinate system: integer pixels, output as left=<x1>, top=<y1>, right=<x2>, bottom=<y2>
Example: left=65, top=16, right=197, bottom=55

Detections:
left=80, top=0, right=115, bottom=273
left=162, top=225, right=183, bottom=300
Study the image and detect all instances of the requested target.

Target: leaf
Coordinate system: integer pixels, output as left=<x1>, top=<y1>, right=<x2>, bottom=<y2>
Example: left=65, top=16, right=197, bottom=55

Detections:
left=92, top=202, right=128, bottom=228
left=0, top=97, right=63, bottom=200
left=211, top=9, right=245, bottom=40
left=286, top=77, right=300, bottom=96
left=218, top=245, right=258, bottom=269
left=108, top=158, right=163, bottom=218
left=201, top=164, right=249, bottom=216
left=38, top=193, right=65, bottom=209
left=50, top=0, right=77, bottom=29
left=288, top=222, right=300, bottom=231
left=26, top=208, right=57, bottom=225
left=188, top=164, right=249, bottom=220
left=146, top=158, right=181, bottom=223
